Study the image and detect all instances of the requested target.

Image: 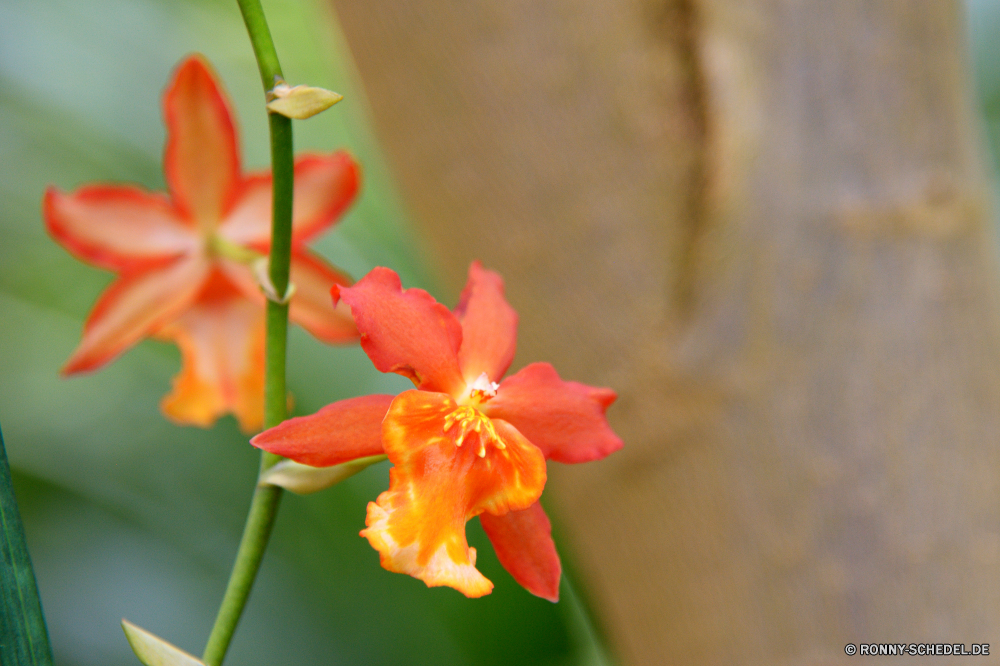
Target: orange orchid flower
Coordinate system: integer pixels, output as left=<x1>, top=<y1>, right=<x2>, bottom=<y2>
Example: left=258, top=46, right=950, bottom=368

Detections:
left=252, top=263, right=622, bottom=600
left=44, top=55, right=360, bottom=432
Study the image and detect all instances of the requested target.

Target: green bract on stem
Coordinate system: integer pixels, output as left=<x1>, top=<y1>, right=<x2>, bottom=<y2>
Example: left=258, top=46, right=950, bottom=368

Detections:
left=201, top=1, right=292, bottom=664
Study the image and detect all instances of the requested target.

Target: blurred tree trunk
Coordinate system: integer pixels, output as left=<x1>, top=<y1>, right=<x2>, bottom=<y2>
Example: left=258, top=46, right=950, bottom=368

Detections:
left=329, top=0, right=1000, bottom=663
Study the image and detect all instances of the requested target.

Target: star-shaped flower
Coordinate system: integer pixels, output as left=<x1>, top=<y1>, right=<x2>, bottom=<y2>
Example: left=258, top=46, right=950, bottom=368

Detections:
left=252, top=263, right=622, bottom=599
left=44, top=55, right=360, bottom=431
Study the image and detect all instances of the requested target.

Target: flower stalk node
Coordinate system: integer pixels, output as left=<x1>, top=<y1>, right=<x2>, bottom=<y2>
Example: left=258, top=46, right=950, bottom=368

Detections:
left=259, top=455, right=387, bottom=494
left=253, top=257, right=296, bottom=304
left=264, top=77, right=287, bottom=101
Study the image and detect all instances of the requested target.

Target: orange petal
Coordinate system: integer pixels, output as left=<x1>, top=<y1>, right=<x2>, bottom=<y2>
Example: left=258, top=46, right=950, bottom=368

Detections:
left=480, top=502, right=561, bottom=602
left=288, top=251, right=358, bottom=343
left=219, top=152, right=360, bottom=249
left=361, top=390, right=546, bottom=597
left=251, top=394, right=394, bottom=466
left=44, top=186, right=197, bottom=270
left=63, top=255, right=209, bottom=374
left=485, top=362, right=623, bottom=464
left=155, top=271, right=266, bottom=432
left=216, top=258, right=265, bottom=305
left=335, top=268, right=465, bottom=394
left=454, top=261, right=518, bottom=384
left=163, top=55, right=241, bottom=229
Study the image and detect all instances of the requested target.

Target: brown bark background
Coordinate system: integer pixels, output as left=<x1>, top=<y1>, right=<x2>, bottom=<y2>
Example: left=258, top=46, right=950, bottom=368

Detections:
left=329, top=1, right=1000, bottom=663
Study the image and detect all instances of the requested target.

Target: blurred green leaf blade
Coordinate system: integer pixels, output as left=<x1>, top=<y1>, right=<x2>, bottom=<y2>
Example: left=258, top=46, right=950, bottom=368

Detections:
left=0, top=426, right=55, bottom=666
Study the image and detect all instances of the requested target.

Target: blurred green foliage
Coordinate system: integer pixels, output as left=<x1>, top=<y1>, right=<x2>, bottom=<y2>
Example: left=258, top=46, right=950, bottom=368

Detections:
left=0, top=0, right=588, bottom=664
left=970, top=0, right=1000, bottom=174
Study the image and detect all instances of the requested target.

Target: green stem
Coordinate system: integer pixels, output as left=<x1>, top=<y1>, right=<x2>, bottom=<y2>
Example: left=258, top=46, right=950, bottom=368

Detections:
left=200, top=482, right=281, bottom=666
left=263, top=111, right=294, bottom=428
left=202, top=2, right=294, bottom=664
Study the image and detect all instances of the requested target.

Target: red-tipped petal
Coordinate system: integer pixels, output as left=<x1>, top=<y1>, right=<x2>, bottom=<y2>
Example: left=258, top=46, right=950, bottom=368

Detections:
left=335, top=268, right=465, bottom=394
left=155, top=272, right=266, bottom=432
left=251, top=394, right=394, bottom=466
left=289, top=152, right=360, bottom=245
left=288, top=251, right=358, bottom=343
left=44, top=186, right=197, bottom=271
left=454, top=261, right=518, bottom=384
left=62, top=255, right=209, bottom=374
left=486, top=363, right=623, bottom=464
left=163, top=55, right=241, bottom=228
left=480, top=502, right=561, bottom=602
left=361, top=390, right=546, bottom=597
left=219, top=152, right=360, bottom=249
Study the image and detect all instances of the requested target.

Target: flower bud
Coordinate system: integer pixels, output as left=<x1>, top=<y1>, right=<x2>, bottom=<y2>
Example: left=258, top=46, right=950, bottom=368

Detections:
left=266, top=83, right=343, bottom=119
left=260, top=455, right=387, bottom=494
left=122, top=619, right=206, bottom=666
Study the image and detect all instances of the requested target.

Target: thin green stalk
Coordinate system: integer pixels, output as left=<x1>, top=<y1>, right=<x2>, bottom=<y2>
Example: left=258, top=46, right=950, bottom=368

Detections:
left=263, top=109, right=294, bottom=429
left=201, top=483, right=281, bottom=666
left=202, top=2, right=294, bottom=664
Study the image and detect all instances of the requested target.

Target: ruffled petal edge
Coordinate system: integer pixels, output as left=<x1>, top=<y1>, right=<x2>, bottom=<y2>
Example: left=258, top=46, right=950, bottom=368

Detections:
left=334, top=267, right=465, bottom=394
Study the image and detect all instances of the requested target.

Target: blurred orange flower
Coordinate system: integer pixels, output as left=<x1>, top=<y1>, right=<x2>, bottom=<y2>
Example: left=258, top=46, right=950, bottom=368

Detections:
left=44, top=55, right=360, bottom=432
left=253, top=263, right=622, bottom=599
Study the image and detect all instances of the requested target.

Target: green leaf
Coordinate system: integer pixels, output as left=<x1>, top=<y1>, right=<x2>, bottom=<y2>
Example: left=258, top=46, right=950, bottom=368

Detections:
left=121, top=620, right=205, bottom=666
left=0, top=426, right=54, bottom=666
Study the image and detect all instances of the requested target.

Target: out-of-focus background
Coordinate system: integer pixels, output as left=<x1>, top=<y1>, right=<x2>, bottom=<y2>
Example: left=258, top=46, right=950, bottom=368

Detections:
left=4, top=1, right=1000, bottom=664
